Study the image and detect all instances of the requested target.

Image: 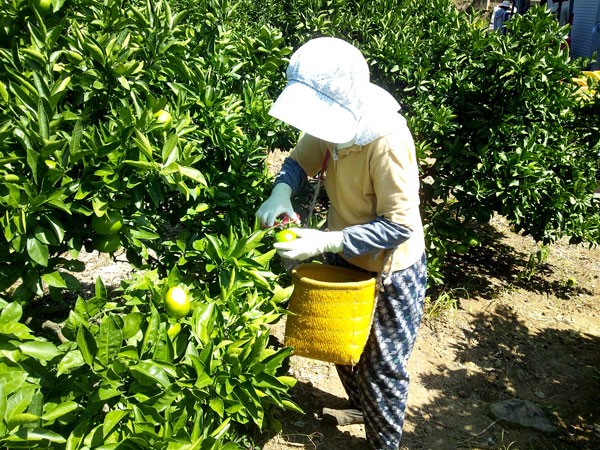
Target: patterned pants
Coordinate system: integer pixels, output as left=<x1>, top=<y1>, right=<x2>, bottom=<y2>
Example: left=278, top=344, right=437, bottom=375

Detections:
left=335, top=253, right=427, bottom=450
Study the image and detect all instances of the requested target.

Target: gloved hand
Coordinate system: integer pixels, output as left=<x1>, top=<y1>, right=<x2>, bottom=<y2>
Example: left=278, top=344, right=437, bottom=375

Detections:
left=256, top=183, right=296, bottom=228
left=274, top=228, right=344, bottom=260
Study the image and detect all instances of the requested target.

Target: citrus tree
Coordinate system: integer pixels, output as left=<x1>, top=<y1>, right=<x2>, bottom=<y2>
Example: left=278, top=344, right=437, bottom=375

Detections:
left=0, top=0, right=291, bottom=301
left=0, top=0, right=299, bottom=447
left=235, top=0, right=600, bottom=284
left=2, top=0, right=599, bottom=447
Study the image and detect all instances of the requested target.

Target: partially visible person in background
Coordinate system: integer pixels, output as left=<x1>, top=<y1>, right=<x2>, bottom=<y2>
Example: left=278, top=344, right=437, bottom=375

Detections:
left=514, top=0, right=531, bottom=14
left=546, top=0, right=570, bottom=26
left=491, top=0, right=513, bottom=34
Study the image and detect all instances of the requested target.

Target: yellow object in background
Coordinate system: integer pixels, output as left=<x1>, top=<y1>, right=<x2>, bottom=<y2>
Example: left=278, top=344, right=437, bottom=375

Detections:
left=582, top=71, right=600, bottom=80
left=572, top=71, right=599, bottom=101
left=284, top=263, right=377, bottom=366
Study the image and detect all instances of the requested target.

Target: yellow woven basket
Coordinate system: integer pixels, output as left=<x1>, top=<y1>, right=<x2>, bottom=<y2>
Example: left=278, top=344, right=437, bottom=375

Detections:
left=284, top=263, right=377, bottom=366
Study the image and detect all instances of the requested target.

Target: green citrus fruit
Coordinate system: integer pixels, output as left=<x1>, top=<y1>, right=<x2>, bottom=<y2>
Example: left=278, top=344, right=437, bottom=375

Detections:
left=92, top=234, right=121, bottom=254
left=167, top=322, right=181, bottom=339
left=153, top=110, right=172, bottom=128
left=36, top=0, right=51, bottom=12
left=275, top=229, right=297, bottom=243
left=91, top=210, right=123, bottom=235
left=165, top=286, right=190, bottom=318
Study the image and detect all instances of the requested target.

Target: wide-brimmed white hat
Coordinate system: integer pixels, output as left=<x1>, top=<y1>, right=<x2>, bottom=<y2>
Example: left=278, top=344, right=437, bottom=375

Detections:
left=269, top=37, right=401, bottom=144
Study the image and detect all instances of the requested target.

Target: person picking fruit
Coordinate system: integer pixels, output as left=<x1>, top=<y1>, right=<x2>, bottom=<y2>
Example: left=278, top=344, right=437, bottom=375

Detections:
left=256, top=37, right=427, bottom=450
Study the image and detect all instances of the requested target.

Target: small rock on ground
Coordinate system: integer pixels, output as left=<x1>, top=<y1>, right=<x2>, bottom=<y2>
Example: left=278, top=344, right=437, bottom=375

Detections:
left=487, top=399, right=557, bottom=433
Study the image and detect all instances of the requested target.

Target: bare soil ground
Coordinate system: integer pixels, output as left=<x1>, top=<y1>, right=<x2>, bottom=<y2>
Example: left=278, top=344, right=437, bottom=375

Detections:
left=257, top=215, right=600, bottom=450
left=257, top=151, right=600, bottom=450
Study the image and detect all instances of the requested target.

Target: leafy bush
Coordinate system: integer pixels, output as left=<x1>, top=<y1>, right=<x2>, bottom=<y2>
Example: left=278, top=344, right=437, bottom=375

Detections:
left=1, top=0, right=299, bottom=447
left=0, top=0, right=292, bottom=301
left=0, top=258, right=298, bottom=448
left=2, top=0, right=600, bottom=447
left=235, top=0, right=600, bottom=284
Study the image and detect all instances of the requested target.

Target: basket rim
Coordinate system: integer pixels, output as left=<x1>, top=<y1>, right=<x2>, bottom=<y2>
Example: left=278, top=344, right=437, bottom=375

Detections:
left=291, top=262, right=376, bottom=289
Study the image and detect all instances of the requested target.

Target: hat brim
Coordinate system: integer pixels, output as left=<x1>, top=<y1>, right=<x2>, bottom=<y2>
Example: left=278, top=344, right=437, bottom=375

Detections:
left=269, top=81, right=358, bottom=144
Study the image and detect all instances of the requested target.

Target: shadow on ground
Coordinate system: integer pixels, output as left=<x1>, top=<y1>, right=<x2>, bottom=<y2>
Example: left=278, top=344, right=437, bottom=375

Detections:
left=260, top=219, right=600, bottom=450
left=439, top=222, right=592, bottom=301
left=402, top=303, right=600, bottom=450
left=256, top=379, right=367, bottom=449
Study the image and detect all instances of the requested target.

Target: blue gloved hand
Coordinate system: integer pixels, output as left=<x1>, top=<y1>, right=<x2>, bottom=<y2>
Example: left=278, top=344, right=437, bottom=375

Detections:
left=273, top=228, right=344, bottom=260
left=256, top=183, right=296, bottom=228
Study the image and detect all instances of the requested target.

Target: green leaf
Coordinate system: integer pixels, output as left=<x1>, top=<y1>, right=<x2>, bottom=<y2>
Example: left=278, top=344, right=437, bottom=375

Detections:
left=130, top=361, right=171, bottom=388
left=133, top=129, right=154, bottom=161
left=259, top=346, right=293, bottom=374
left=25, top=145, right=40, bottom=183
left=51, top=76, right=71, bottom=97
left=65, top=420, right=88, bottom=450
left=0, top=80, right=8, bottom=102
left=0, top=383, right=6, bottom=423
left=161, top=134, right=179, bottom=165
left=70, top=119, right=83, bottom=161
left=177, top=165, right=207, bottom=186
left=76, top=326, right=97, bottom=367
left=6, top=385, right=36, bottom=420
left=204, top=235, right=223, bottom=261
left=7, top=427, right=67, bottom=444
left=281, top=399, right=304, bottom=414
left=95, top=277, right=108, bottom=300
left=27, top=237, right=49, bottom=267
left=57, top=350, right=85, bottom=376
left=122, top=312, right=144, bottom=340
left=41, top=271, right=68, bottom=288
left=141, top=308, right=160, bottom=356
left=253, top=372, right=288, bottom=391
left=19, top=341, right=60, bottom=360
left=0, top=369, right=28, bottom=396
left=38, top=98, right=49, bottom=139
left=41, top=401, right=80, bottom=422
left=102, top=410, right=129, bottom=440
left=144, top=385, right=179, bottom=413
left=44, top=214, right=65, bottom=244
left=123, top=160, right=158, bottom=170
left=7, top=412, right=40, bottom=429
left=271, top=285, right=293, bottom=304
left=209, top=417, right=231, bottom=439
left=209, top=397, right=224, bottom=418
left=230, top=230, right=265, bottom=258
left=192, top=303, right=215, bottom=346
left=86, top=295, right=107, bottom=317
left=0, top=301, right=23, bottom=324
left=28, top=391, right=43, bottom=419
left=96, top=316, right=122, bottom=367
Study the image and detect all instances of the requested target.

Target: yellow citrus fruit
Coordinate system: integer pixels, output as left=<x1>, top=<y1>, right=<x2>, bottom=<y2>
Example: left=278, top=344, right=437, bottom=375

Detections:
left=167, top=322, right=181, bottom=339
left=275, top=229, right=297, bottom=243
left=153, top=110, right=172, bottom=128
left=91, top=210, right=123, bottom=235
left=92, top=234, right=121, bottom=254
left=165, top=286, right=190, bottom=318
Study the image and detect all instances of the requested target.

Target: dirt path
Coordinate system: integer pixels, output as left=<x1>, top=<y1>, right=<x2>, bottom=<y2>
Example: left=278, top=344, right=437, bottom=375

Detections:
left=260, top=215, right=600, bottom=450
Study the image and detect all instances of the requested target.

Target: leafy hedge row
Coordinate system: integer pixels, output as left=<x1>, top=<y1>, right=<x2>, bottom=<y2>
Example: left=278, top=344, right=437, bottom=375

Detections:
left=239, top=0, right=599, bottom=282
left=1, top=0, right=297, bottom=447
left=1, top=0, right=599, bottom=447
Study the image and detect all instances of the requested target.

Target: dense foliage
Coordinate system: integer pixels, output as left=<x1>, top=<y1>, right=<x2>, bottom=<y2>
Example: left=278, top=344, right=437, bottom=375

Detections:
left=1, top=0, right=598, bottom=447
left=1, top=0, right=296, bottom=447
left=234, top=0, right=600, bottom=282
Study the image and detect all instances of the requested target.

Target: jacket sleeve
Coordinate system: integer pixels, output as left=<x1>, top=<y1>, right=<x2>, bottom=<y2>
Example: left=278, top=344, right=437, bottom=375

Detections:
left=273, top=157, right=307, bottom=196
left=342, top=217, right=412, bottom=258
